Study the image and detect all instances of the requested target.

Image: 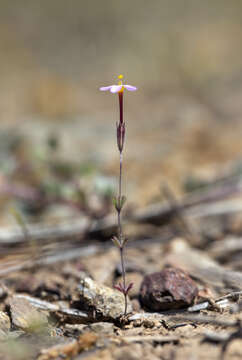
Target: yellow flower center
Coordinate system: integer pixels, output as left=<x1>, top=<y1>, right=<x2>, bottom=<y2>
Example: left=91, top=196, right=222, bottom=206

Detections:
left=118, top=74, right=124, bottom=91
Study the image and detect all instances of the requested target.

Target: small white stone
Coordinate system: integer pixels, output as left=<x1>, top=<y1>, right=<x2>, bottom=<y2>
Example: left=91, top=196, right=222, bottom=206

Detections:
left=78, top=275, right=132, bottom=319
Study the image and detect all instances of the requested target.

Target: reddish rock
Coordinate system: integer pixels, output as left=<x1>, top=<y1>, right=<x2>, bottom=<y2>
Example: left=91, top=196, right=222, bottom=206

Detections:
left=139, top=266, right=198, bottom=311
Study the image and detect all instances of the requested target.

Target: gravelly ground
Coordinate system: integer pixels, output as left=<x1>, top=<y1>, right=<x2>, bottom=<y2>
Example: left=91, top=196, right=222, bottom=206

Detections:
left=1, top=2, right=242, bottom=359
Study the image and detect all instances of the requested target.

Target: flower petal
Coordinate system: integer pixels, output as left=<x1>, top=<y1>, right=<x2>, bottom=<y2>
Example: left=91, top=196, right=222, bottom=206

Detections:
left=110, top=85, right=123, bottom=93
left=100, top=86, right=113, bottom=91
left=124, top=85, right=137, bottom=91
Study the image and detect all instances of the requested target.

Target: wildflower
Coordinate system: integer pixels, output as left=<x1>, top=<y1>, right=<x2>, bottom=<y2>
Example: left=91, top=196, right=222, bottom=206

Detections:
left=100, top=74, right=137, bottom=93
left=100, top=74, right=137, bottom=316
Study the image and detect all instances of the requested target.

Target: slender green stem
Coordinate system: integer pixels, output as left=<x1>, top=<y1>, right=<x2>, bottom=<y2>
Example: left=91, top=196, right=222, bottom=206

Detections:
left=118, top=152, right=123, bottom=239
left=120, top=246, right=127, bottom=315
left=119, top=153, right=122, bottom=198
left=116, top=91, right=128, bottom=315
left=117, top=152, right=128, bottom=315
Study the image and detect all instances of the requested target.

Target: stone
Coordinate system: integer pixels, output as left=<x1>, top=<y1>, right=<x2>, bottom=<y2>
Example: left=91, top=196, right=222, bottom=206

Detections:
left=88, top=322, right=114, bottom=334
left=38, top=332, right=98, bottom=360
left=0, top=311, right=10, bottom=332
left=0, top=284, right=8, bottom=300
left=64, top=323, right=87, bottom=336
left=77, top=274, right=132, bottom=320
left=139, top=266, right=198, bottom=311
left=10, top=295, right=49, bottom=332
left=131, top=299, right=141, bottom=312
left=0, top=311, right=11, bottom=339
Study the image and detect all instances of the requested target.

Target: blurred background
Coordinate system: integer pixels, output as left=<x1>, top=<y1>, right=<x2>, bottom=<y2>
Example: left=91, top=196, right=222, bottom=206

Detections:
left=0, top=0, right=242, bottom=224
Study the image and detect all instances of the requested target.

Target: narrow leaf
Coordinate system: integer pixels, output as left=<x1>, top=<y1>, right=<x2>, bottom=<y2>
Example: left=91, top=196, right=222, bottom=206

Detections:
left=111, top=236, right=121, bottom=248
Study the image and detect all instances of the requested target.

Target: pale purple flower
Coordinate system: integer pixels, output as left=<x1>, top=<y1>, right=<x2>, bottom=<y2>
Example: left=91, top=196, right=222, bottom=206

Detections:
left=100, top=75, right=137, bottom=93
